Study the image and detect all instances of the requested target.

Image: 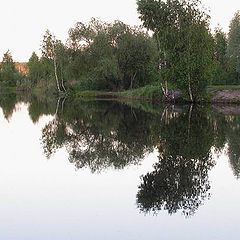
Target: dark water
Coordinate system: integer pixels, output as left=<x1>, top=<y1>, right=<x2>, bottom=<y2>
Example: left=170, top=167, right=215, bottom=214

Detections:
left=0, top=94, right=240, bottom=239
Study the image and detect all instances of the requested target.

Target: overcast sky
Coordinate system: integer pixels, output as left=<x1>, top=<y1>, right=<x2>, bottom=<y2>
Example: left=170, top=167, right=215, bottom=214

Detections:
left=0, top=0, right=239, bottom=62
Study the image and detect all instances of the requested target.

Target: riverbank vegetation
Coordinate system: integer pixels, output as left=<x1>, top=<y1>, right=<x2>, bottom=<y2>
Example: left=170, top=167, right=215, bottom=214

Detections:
left=1, top=0, right=240, bottom=103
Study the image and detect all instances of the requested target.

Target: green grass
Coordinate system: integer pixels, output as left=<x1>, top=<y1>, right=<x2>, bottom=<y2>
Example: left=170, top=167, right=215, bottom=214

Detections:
left=75, top=85, right=164, bottom=102
left=75, top=84, right=240, bottom=104
left=118, top=85, right=163, bottom=100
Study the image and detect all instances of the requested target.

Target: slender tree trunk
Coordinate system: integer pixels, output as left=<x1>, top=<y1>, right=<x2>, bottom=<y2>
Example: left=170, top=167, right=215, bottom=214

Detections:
left=165, top=79, right=168, bottom=96
left=53, top=57, right=61, bottom=92
left=188, top=73, right=193, bottom=102
left=60, top=66, right=66, bottom=92
left=61, top=78, right=66, bottom=92
left=156, top=33, right=168, bottom=98
left=161, top=83, right=166, bottom=96
left=161, top=81, right=168, bottom=99
left=52, top=44, right=61, bottom=92
left=55, top=98, right=61, bottom=116
left=187, top=34, right=193, bottom=102
left=156, top=34, right=161, bottom=71
left=61, top=97, right=66, bottom=113
left=130, top=71, right=137, bottom=89
left=161, top=105, right=168, bottom=123
left=187, top=104, right=193, bottom=139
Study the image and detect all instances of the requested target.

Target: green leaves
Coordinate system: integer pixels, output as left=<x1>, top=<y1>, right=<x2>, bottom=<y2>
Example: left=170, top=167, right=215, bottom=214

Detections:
left=0, top=50, right=20, bottom=87
left=227, top=11, right=240, bottom=84
left=137, top=0, right=213, bottom=101
left=66, top=19, right=157, bottom=91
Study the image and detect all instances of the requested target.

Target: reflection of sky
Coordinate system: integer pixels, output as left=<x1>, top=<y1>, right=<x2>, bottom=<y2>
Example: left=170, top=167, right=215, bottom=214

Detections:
left=0, top=104, right=239, bottom=240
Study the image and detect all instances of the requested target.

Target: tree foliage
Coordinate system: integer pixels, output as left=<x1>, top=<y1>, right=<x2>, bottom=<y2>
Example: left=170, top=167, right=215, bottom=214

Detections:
left=137, top=0, right=213, bottom=101
left=24, top=10, right=240, bottom=96
left=27, top=19, right=157, bottom=92
left=0, top=50, right=21, bottom=87
left=227, top=11, right=240, bottom=84
left=211, top=27, right=229, bottom=85
left=67, top=19, right=158, bottom=91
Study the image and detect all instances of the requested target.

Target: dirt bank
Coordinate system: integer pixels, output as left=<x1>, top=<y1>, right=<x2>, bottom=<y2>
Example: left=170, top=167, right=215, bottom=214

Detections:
left=211, top=90, right=240, bottom=103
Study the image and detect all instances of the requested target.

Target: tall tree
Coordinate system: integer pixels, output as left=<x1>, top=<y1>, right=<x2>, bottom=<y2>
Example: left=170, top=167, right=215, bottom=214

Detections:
left=214, top=27, right=228, bottom=64
left=117, top=28, right=157, bottom=89
left=41, top=30, right=66, bottom=92
left=0, top=50, right=18, bottom=86
left=67, top=19, right=157, bottom=91
left=227, top=11, right=240, bottom=84
left=212, top=27, right=228, bottom=85
left=137, top=0, right=213, bottom=101
left=27, top=52, right=42, bottom=83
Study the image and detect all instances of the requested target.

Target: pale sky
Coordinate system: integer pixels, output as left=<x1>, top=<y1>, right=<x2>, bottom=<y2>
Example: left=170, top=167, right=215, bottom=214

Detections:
left=0, top=0, right=239, bottom=62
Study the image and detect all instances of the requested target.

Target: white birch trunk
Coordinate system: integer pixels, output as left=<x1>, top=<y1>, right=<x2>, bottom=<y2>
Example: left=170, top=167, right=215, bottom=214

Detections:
left=188, top=73, right=193, bottom=102
left=52, top=44, right=61, bottom=92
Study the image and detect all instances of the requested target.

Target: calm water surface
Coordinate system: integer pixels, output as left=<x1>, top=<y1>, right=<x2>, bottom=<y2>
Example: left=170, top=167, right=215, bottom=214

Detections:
left=0, top=95, right=240, bottom=240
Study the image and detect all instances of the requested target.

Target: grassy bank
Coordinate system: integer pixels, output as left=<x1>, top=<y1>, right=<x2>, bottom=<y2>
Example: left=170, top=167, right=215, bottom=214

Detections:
left=75, top=85, right=165, bottom=102
left=118, top=85, right=163, bottom=100
left=3, top=83, right=240, bottom=104
left=75, top=84, right=240, bottom=104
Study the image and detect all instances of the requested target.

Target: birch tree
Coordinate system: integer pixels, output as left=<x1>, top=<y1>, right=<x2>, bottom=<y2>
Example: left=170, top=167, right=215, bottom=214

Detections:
left=41, top=30, right=66, bottom=92
left=137, top=0, right=213, bottom=101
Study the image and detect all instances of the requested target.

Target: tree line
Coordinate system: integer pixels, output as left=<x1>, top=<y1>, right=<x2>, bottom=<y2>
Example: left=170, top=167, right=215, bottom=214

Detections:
left=0, top=0, right=240, bottom=101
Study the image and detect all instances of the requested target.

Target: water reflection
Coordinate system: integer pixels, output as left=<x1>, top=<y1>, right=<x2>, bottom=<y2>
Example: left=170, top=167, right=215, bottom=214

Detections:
left=0, top=93, right=240, bottom=217
left=42, top=100, right=159, bottom=172
left=0, top=92, right=17, bottom=120
left=137, top=107, right=215, bottom=217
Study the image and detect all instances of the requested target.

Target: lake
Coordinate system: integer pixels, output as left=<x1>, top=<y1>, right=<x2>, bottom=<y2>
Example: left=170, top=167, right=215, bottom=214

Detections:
left=0, top=94, right=240, bottom=240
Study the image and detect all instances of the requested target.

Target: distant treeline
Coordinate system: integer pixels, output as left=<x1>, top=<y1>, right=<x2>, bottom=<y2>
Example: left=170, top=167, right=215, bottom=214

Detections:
left=0, top=0, right=240, bottom=101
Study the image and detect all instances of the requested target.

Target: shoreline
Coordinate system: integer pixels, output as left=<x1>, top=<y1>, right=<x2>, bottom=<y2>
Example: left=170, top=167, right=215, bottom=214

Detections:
left=2, top=85, right=240, bottom=104
left=75, top=87, right=240, bottom=104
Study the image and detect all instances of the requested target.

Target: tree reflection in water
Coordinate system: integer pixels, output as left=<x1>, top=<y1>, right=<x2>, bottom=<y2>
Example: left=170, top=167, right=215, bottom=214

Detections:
left=41, top=100, right=161, bottom=172
left=1, top=94, right=240, bottom=217
left=137, top=107, right=215, bottom=217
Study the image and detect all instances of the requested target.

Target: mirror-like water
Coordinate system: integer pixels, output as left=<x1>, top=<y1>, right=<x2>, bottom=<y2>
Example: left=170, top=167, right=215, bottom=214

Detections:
left=0, top=94, right=240, bottom=240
